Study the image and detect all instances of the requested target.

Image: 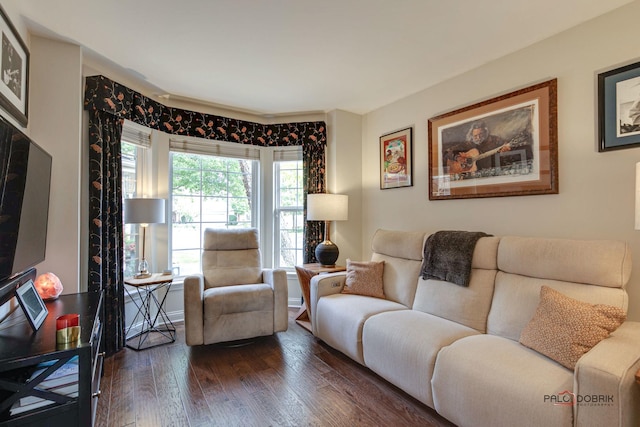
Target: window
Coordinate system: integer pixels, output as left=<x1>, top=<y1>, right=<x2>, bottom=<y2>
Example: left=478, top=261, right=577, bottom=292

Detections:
left=121, top=140, right=139, bottom=277
left=274, top=158, right=303, bottom=270
left=121, top=130, right=300, bottom=279
left=169, top=139, right=259, bottom=277
left=120, top=121, right=151, bottom=277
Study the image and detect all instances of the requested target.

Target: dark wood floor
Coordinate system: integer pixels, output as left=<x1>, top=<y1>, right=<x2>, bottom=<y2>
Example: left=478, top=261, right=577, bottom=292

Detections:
left=95, top=309, right=454, bottom=427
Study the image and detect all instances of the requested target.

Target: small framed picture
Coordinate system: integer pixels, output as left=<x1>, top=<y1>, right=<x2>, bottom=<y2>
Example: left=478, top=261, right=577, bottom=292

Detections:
left=0, top=5, right=29, bottom=127
left=598, top=61, right=640, bottom=151
left=16, top=279, right=48, bottom=331
left=380, top=127, right=413, bottom=189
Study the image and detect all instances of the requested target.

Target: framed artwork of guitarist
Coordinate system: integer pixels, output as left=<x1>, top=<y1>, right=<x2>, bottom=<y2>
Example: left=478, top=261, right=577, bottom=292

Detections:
left=428, top=79, right=558, bottom=200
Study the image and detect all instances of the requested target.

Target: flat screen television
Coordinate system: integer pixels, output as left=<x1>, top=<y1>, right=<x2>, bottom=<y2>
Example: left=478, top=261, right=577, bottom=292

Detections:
left=0, top=114, right=52, bottom=306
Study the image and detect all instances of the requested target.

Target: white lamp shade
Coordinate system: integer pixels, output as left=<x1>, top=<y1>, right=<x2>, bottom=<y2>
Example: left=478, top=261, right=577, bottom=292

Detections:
left=124, top=198, right=166, bottom=225
left=636, top=163, right=640, bottom=230
left=307, top=194, right=348, bottom=221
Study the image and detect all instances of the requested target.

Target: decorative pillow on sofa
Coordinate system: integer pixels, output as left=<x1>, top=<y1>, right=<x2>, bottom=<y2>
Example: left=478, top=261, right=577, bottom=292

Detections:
left=519, top=286, right=626, bottom=370
left=342, top=259, right=385, bottom=299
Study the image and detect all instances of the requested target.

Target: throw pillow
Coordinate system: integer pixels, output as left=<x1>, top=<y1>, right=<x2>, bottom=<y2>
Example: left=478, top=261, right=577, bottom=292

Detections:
left=342, top=259, right=385, bottom=299
left=519, top=286, right=626, bottom=370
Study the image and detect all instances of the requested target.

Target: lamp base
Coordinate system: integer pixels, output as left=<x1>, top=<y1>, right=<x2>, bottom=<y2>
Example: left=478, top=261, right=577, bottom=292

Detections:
left=135, top=258, right=150, bottom=279
left=315, top=240, right=339, bottom=267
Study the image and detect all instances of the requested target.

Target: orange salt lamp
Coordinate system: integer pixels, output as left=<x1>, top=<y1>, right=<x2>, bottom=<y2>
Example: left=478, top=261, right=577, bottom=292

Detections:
left=34, top=272, right=63, bottom=301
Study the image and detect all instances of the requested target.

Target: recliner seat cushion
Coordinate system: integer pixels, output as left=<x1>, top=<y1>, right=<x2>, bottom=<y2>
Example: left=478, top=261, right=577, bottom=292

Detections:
left=204, top=283, right=273, bottom=315
left=202, top=283, right=275, bottom=344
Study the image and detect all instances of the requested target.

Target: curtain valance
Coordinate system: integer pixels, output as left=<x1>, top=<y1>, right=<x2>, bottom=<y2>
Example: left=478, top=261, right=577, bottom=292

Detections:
left=83, top=75, right=326, bottom=148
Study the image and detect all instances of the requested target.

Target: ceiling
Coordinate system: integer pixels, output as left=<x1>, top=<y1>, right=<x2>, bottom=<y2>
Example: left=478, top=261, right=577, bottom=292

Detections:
left=5, top=0, right=633, bottom=116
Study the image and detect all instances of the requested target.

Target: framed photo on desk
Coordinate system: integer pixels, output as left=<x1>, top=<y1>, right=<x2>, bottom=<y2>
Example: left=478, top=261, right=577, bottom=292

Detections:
left=15, top=279, right=48, bottom=331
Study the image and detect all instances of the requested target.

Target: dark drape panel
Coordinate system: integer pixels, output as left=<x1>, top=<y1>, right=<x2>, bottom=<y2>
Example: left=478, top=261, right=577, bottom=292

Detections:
left=302, top=142, right=326, bottom=264
left=87, top=109, right=125, bottom=356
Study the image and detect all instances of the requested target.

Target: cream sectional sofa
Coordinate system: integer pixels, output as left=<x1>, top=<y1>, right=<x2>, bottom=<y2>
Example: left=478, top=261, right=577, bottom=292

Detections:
left=309, top=229, right=640, bottom=427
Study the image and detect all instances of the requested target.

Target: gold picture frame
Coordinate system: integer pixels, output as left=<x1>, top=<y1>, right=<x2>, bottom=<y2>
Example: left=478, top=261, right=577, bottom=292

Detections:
left=428, top=79, right=558, bottom=200
left=380, top=127, right=413, bottom=189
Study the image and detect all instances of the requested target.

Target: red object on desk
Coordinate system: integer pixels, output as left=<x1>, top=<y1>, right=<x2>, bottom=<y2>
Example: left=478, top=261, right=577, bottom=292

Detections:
left=56, top=313, right=80, bottom=344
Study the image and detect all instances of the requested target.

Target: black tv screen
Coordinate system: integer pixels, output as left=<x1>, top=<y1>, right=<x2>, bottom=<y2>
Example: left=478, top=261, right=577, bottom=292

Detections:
left=0, top=115, right=52, bottom=285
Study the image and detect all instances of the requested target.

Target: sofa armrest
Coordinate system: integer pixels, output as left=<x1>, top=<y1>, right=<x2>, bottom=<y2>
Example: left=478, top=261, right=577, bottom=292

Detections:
left=263, top=268, right=288, bottom=332
left=574, top=321, right=640, bottom=427
left=183, top=274, right=205, bottom=346
left=310, top=272, right=346, bottom=335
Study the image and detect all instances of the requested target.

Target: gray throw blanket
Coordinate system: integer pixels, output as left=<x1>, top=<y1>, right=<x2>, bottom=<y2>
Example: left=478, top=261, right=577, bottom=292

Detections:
left=420, top=231, right=491, bottom=287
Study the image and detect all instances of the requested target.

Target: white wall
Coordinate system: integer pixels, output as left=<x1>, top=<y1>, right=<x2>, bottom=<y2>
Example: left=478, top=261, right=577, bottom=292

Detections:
left=359, top=1, right=640, bottom=320
left=327, top=109, right=363, bottom=263
left=28, top=37, right=84, bottom=292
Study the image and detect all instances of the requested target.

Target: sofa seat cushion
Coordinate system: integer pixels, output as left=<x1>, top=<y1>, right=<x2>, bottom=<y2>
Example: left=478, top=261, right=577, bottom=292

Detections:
left=362, top=310, right=479, bottom=408
left=432, top=334, right=573, bottom=427
left=315, top=294, right=406, bottom=364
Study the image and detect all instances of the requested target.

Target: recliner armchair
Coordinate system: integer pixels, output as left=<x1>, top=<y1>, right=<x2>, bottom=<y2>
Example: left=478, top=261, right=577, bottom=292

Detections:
left=183, top=228, right=288, bottom=346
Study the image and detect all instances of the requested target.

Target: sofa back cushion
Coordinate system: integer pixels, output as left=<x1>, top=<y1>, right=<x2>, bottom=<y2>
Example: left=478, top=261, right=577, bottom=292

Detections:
left=412, top=236, right=500, bottom=332
left=370, top=229, right=426, bottom=307
left=487, top=236, right=631, bottom=341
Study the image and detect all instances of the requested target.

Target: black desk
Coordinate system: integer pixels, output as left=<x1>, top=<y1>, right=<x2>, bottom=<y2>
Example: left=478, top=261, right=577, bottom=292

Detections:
left=0, top=291, right=103, bottom=427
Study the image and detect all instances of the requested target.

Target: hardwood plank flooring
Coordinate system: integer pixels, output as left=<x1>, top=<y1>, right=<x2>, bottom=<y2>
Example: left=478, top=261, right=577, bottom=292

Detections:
left=95, top=309, right=454, bottom=427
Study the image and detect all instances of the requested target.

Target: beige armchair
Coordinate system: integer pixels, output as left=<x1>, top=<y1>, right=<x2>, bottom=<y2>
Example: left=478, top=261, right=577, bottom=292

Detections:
left=183, top=228, right=288, bottom=346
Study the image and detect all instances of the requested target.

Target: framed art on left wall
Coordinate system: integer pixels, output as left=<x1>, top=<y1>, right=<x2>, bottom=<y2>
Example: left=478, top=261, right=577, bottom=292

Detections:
left=0, top=5, right=28, bottom=127
left=380, top=127, right=413, bottom=189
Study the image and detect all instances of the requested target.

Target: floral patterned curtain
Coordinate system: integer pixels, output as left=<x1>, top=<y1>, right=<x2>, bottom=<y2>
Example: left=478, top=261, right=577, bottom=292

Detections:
left=302, top=141, right=325, bottom=263
left=84, top=75, right=327, bottom=352
left=87, top=109, right=125, bottom=356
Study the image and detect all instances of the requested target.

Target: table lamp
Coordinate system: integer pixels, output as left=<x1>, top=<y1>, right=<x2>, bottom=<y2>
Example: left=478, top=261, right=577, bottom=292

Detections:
left=124, top=198, right=166, bottom=279
left=307, top=193, right=348, bottom=266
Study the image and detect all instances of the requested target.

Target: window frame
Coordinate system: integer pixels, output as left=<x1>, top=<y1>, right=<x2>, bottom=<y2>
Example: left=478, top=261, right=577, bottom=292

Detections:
left=121, top=121, right=152, bottom=278
left=168, top=143, right=260, bottom=277
left=273, top=157, right=304, bottom=271
left=121, top=128, right=302, bottom=279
